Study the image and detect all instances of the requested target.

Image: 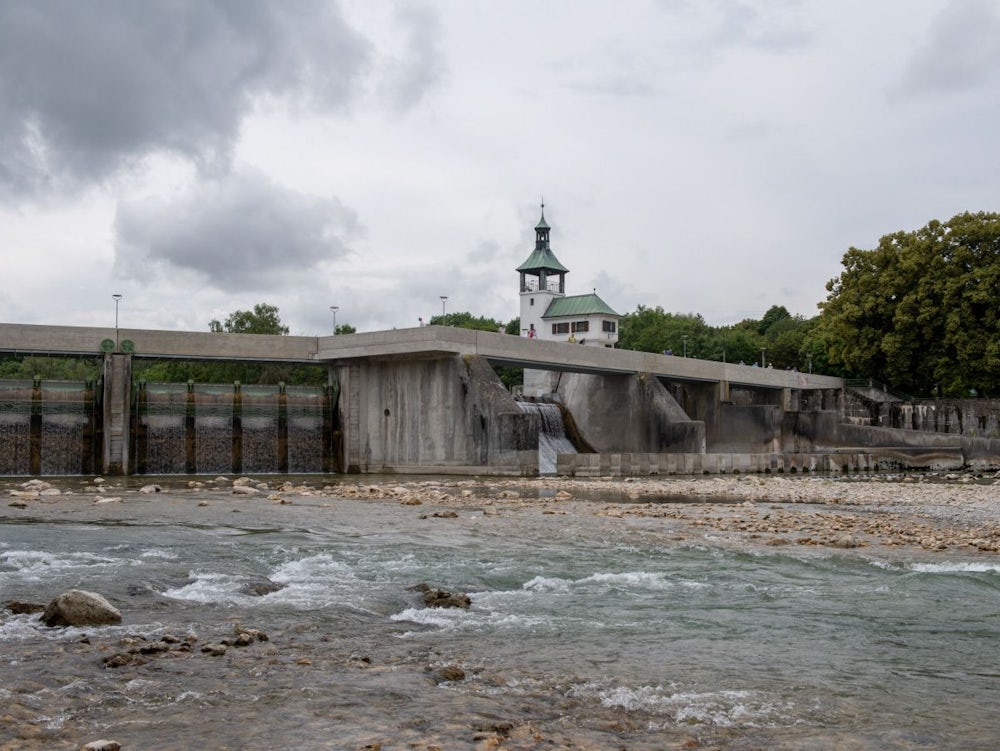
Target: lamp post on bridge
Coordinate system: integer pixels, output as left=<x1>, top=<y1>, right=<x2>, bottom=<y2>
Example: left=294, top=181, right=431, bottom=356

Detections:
left=112, top=294, right=123, bottom=350
left=440, top=296, right=448, bottom=321
left=760, top=347, right=767, bottom=368
left=682, top=335, right=688, bottom=358
left=329, top=306, right=339, bottom=335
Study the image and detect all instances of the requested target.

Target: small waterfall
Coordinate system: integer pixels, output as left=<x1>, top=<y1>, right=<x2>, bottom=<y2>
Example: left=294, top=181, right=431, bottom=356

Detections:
left=0, top=379, right=97, bottom=475
left=135, top=382, right=333, bottom=475
left=517, top=401, right=577, bottom=475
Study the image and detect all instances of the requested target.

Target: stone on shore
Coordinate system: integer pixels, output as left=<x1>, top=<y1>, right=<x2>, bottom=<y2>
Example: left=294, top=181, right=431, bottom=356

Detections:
left=42, top=590, right=122, bottom=628
left=82, top=740, right=121, bottom=751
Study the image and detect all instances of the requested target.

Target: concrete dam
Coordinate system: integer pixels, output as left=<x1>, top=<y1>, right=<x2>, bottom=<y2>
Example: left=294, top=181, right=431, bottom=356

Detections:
left=2, top=322, right=999, bottom=476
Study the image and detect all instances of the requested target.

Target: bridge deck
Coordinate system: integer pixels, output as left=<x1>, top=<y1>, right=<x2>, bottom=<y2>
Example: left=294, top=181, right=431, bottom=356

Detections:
left=0, top=322, right=844, bottom=390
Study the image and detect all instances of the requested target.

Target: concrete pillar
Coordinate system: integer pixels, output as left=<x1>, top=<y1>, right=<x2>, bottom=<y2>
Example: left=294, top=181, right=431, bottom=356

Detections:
left=101, top=353, right=132, bottom=475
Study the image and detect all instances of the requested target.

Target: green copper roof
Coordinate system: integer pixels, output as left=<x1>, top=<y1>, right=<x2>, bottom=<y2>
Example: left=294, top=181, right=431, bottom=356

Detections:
left=517, top=204, right=567, bottom=273
left=543, top=293, right=619, bottom=318
left=517, top=248, right=569, bottom=274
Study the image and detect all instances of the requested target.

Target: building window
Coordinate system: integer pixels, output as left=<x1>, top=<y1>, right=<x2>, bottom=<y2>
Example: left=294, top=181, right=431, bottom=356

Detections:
left=602, top=320, right=617, bottom=333
left=571, top=321, right=589, bottom=333
left=552, top=322, right=570, bottom=335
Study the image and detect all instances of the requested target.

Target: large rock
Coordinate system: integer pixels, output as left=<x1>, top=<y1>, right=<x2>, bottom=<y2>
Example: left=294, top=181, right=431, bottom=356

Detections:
left=409, top=583, right=471, bottom=609
left=42, top=590, right=122, bottom=628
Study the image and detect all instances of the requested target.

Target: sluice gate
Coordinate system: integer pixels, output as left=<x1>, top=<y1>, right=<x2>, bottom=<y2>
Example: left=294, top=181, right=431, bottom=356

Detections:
left=0, top=377, right=337, bottom=476
left=0, top=378, right=100, bottom=475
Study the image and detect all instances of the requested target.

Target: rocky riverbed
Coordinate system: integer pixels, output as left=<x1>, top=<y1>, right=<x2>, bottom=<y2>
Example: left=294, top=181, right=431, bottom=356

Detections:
left=7, top=471, right=1000, bottom=558
left=3, top=471, right=999, bottom=751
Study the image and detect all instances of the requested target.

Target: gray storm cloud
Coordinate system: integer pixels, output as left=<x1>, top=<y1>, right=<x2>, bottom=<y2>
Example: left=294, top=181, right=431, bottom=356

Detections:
left=895, top=0, right=1000, bottom=96
left=114, top=169, right=361, bottom=290
left=0, top=0, right=372, bottom=195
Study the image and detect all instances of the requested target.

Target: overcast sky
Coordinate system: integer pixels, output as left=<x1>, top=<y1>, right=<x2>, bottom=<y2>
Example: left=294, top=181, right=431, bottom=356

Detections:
left=2, top=0, right=999, bottom=335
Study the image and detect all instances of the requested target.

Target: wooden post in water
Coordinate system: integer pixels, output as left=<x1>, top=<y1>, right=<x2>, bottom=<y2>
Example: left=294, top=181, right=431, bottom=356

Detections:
left=29, top=376, right=42, bottom=476
left=134, top=381, right=148, bottom=474
left=323, top=383, right=338, bottom=474
left=185, top=381, right=197, bottom=474
left=277, top=383, right=289, bottom=474
left=232, top=382, right=243, bottom=474
left=83, top=379, right=97, bottom=475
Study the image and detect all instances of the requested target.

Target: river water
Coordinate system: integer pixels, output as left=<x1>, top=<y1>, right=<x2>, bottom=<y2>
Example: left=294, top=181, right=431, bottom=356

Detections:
left=2, top=478, right=999, bottom=750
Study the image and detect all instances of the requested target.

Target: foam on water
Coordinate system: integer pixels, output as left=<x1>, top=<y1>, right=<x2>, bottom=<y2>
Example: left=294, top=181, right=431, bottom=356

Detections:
left=568, top=681, right=792, bottom=728
left=1, top=549, right=121, bottom=579
left=909, top=561, right=1000, bottom=574
left=390, top=603, right=549, bottom=635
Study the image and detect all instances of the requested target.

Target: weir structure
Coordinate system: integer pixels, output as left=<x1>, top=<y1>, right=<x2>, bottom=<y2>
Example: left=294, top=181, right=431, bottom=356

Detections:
left=4, top=321, right=999, bottom=476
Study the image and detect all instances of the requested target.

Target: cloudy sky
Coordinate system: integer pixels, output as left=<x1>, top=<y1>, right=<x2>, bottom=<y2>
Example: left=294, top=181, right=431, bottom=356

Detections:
left=2, top=0, right=999, bottom=336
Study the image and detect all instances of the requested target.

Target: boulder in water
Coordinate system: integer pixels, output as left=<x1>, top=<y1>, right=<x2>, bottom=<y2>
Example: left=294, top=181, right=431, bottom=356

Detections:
left=410, top=583, right=471, bottom=609
left=240, top=580, right=285, bottom=597
left=42, top=590, right=122, bottom=628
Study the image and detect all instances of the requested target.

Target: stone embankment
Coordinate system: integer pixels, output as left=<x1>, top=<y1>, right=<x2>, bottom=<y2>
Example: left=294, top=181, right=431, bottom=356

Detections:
left=6, top=471, right=1000, bottom=556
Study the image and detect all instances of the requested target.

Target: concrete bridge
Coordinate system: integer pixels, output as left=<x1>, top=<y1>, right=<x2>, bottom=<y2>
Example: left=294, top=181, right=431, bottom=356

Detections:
left=0, top=322, right=839, bottom=390
left=3, top=322, right=996, bottom=476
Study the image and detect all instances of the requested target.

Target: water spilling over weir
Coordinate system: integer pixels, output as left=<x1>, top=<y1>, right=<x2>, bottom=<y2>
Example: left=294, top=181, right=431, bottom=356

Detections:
left=517, top=400, right=578, bottom=474
left=133, top=382, right=334, bottom=475
left=0, top=379, right=99, bottom=475
left=0, top=378, right=335, bottom=476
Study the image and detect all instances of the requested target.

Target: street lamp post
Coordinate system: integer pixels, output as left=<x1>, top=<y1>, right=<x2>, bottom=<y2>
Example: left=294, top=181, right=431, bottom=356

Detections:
left=682, top=335, right=688, bottom=358
left=440, top=296, right=448, bottom=320
left=329, top=306, right=338, bottom=335
left=760, top=348, right=767, bottom=368
left=112, top=294, right=122, bottom=329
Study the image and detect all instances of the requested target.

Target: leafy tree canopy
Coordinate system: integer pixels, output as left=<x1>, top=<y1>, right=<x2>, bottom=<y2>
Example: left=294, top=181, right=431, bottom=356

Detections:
left=427, top=311, right=522, bottom=388
left=429, top=311, right=510, bottom=332
left=818, top=211, right=1000, bottom=396
left=210, top=303, right=289, bottom=335
left=759, top=305, right=792, bottom=336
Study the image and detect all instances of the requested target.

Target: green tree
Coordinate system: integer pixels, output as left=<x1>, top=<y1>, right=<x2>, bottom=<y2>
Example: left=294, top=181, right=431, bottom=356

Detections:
left=429, top=311, right=506, bottom=332
left=210, top=303, right=289, bottom=335
left=712, top=325, right=764, bottom=365
left=136, top=302, right=326, bottom=385
left=819, top=211, right=1000, bottom=395
left=427, top=311, right=522, bottom=388
left=0, top=356, right=102, bottom=381
left=758, top=305, right=792, bottom=336
left=618, top=306, right=712, bottom=357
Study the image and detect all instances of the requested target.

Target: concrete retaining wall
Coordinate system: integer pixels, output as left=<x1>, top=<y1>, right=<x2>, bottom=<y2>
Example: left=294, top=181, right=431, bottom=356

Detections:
left=844, top=393, right=1000, bottom=438
left=331, top=354, right=538, bottom=475
left=557, top=447, right=967, bottom=477
left=554, top=371, right=705, bottom=453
